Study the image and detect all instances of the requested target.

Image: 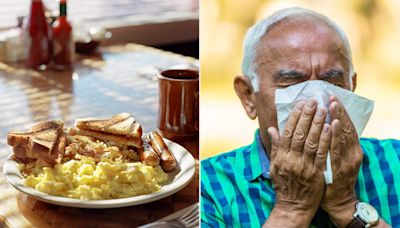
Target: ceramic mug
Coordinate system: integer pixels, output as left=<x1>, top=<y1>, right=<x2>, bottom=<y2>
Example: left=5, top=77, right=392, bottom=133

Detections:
left=157, top=69, right=199, bottom=140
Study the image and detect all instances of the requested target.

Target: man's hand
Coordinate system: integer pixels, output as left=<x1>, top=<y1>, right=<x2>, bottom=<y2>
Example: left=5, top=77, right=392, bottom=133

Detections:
left=321, top=96, right=363, bottom=227
left=264, top=99, right=331, bottom=227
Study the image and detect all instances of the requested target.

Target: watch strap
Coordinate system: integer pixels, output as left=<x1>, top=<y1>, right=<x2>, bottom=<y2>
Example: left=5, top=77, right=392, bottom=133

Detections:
left=346, top=216, right=366, bottom=228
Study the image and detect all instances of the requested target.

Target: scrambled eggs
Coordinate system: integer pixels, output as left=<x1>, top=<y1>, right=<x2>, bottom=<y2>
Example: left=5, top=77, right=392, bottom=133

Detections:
left=21, top=156, right=169, bottom=200
left=20, top=134, right=169, bottom=200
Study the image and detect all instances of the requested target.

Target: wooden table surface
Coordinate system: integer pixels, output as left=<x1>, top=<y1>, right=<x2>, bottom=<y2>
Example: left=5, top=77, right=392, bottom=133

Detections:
left=0, top=44, right=199, bottom=228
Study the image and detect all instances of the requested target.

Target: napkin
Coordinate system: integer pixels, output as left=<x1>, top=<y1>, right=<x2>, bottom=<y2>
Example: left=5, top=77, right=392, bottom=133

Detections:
left=275, top=80, right=374, bottom=184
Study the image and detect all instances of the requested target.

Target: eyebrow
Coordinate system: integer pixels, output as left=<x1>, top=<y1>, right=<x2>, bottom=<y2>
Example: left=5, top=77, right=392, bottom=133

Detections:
left=318, top=69, right=344, bottom=79
left=276, top=70, right=308, bottom=79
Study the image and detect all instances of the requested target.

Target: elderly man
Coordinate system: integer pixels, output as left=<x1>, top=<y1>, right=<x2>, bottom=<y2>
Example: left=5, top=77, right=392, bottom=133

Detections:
left=201, top=7, right=399, bottom=227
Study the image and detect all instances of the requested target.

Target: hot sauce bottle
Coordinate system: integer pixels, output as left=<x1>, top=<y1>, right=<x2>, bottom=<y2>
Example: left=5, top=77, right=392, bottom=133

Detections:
left=52, top=0, right=74, bottom=70
left=25, top=0, right=51, bottom=69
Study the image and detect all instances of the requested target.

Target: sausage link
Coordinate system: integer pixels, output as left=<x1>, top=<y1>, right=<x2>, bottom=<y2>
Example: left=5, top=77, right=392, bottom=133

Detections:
left=137, top=146, right=160, bottom=167
left=148, top=131, right=176, bottom=172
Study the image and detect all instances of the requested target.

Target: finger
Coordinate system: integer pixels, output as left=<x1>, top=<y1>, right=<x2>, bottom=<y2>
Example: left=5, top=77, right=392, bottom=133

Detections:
left=280, top=101, right=305, bottom=153
left=268, top=127, right=280, bottom=162
left=330, top=97, right=358, bottom=160
left=329, top=96, right=343, bottom=119
left=290, top=99, right=317, bottom=155
left=330, top=119, right=342, bottom=172
left=314, top=123, right=331, bottom=169
left=303, top=107, right=326, bottom=165
left=329, top=96, right=356, bottom=137
left=329, top=95, right=336, bottom=103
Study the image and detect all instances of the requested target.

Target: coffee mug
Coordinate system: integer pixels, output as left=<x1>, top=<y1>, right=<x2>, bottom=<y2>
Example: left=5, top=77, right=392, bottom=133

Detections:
left=157, top=69, right=199, bottom=140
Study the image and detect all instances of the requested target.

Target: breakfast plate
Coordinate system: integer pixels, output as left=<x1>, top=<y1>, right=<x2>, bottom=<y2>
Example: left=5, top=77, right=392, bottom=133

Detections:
left=3, top=138, right=195, bottom=209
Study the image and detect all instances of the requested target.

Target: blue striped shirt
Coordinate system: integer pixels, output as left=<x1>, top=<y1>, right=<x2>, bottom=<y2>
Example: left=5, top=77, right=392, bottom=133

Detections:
left=201, top=130, right=400, bottom=227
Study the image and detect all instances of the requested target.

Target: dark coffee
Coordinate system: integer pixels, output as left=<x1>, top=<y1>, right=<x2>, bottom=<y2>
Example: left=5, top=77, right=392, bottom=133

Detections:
left=160, top=70, right=199, bottom=80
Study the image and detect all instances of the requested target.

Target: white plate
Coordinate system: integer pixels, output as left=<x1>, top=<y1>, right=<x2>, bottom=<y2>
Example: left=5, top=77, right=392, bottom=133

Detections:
left=3, top=139, right=196, bottom=209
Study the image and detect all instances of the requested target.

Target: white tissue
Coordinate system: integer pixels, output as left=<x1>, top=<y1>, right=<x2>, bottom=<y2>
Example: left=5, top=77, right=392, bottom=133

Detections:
left=275, top=80, right=374, bottom=184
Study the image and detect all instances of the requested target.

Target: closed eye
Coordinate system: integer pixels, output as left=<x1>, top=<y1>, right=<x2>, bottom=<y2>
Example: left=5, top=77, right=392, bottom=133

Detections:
left=277, top=70, right=308, bottom=79
left=319, top=69, right=344, bottom=79
left=273, top=69, right=308, bottom=86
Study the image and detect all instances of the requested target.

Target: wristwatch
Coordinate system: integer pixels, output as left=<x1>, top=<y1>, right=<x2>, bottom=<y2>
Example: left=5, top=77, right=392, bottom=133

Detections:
left=346, top=202, right=379, bottom=228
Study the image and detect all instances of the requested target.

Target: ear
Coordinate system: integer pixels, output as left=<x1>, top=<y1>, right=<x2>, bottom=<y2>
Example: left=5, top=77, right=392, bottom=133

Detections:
left=234, top=75, right=257, bottom=120
left=351, top=72, right=357, bottom=92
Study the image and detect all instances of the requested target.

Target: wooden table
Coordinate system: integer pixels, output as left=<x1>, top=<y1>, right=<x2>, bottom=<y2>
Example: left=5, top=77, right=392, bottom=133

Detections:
left=0, top=44, right=199, bottom=227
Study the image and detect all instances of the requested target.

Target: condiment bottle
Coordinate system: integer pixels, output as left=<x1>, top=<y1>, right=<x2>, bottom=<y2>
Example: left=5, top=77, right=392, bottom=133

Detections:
left=25, top=0, right=51, bottom=70
left=52, top=0, right=74, bottom=70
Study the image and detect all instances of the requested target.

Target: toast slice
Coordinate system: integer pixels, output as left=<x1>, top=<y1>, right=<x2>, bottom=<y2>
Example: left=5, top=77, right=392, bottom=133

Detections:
left=36, top=132, right=66, bottom=165
left=71, top=128, right=143, bottom=148
left=75, top=113, right=142, bottom=138
left=74, top=113, right=143, bottom=147
left=7, top=120, right=66, bottom=165
left=8, top=120, right=64, bottom=154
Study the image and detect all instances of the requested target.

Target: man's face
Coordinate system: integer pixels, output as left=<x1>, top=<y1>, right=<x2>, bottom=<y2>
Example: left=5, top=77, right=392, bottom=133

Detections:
left=250, top=19, right=354, bottom=153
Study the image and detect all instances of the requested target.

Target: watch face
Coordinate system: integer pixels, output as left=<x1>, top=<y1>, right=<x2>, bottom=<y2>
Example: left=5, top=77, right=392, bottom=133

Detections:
left=358, top=202, right=379, bottom=223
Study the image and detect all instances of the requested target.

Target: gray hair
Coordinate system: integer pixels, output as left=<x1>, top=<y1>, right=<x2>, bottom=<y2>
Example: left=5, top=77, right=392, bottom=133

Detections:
left=242, top=7, right=354, bottom=92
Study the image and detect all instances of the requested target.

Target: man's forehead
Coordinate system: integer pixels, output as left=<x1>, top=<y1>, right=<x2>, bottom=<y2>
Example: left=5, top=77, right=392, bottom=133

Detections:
left=255, top=19, right=347, bottom=65
left=261, top=18, right=343, bottom=49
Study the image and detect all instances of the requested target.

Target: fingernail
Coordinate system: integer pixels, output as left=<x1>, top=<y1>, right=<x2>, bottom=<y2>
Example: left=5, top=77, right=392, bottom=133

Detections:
left=307, top=99, right=316, bottom=108
left=316, top=108, right=325, bottom=117
left=323, top=124, right=329, bottom=133
left=334, top=102, right=339, bottom=112
left=296, top=102, right=305, bottom=110
left=331, top=102, right=336, bottom=111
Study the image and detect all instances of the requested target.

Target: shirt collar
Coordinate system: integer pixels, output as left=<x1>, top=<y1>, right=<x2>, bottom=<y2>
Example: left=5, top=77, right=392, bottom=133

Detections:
left=242, top=129, right=271, bottom=181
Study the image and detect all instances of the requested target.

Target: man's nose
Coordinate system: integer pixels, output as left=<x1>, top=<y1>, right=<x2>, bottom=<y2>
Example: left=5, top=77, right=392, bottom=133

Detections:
left=309, top=73, right=318, bottom=81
